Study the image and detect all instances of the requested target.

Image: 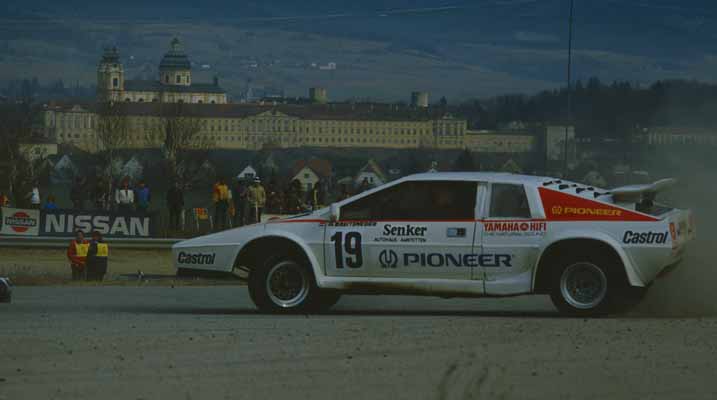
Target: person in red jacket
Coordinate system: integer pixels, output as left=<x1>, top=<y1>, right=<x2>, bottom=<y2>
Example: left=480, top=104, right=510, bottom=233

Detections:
left=67, top=230, right=89, bottom=280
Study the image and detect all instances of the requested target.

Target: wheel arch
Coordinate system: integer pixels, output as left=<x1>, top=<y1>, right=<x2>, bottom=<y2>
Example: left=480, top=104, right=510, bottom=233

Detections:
left=532, top=233, right=644, bottom=293
left=233, top=233, right=323, bottom=282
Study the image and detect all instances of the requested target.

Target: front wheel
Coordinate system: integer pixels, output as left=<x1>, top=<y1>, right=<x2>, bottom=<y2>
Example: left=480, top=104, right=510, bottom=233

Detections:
left=248, top=257, right=323, bottom=313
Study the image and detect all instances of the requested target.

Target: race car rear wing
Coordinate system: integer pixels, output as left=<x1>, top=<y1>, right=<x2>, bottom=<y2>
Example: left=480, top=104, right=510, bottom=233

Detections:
left=610, top=178, right=677, bottom=203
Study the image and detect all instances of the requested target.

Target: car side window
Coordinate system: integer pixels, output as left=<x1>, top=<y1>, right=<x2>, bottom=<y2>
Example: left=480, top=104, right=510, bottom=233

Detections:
left=341, top=181, right=477, bottom=221
left=489, top=183, right=531, bottom=218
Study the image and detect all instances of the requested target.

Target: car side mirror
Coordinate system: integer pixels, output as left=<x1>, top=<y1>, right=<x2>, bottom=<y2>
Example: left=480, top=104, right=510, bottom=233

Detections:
left=329, top=203, right=340, bottom=222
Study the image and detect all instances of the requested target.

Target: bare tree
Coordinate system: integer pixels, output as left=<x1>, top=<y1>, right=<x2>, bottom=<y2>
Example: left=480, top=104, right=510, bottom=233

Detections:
left=0, top=102, right=40, bottom=206
left=95, top=101, right=130, bottom=209
left=151, top=102, right=213, bottom=187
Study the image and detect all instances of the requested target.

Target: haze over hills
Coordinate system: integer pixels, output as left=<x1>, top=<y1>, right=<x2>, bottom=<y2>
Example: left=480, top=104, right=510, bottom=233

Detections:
left=1, top=0, right=716, bottom=100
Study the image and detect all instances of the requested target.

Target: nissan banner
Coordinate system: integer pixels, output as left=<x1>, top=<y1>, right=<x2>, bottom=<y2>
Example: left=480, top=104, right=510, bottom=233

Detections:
left=1, top=207, right=41, bottom=236
left=40, top=209, right=158, bottom=238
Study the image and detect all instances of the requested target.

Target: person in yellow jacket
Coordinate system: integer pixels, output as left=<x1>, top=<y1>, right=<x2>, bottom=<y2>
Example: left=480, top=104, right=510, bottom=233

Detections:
left=246, top=177, right=266, bottom=224
left=86, top=231, right=109, bottom=281
left=67, top=230, right=89, bottom=280
left=212, top=178, right=231, bottom=231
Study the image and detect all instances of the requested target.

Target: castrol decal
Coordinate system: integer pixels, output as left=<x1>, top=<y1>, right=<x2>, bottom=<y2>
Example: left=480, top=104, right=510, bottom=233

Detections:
left=539, top=187, right=657, bottom=222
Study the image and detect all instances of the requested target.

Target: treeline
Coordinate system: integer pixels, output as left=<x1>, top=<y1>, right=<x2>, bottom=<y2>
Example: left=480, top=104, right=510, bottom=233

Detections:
left=456, top=79, right=717, bottom=137
left=1, top=78, right=96, bottom=102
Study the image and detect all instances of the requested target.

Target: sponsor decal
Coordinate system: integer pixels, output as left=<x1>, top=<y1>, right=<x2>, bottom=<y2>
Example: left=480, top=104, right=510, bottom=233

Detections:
left=327, top=221, right=378, bottom=227
left=622, top=231, right=670, bottom=245
left=42, top=210, right=156, bottom=238
left=5, top=211, right=37, bottom=233
left=177, top=251, right=216, bottom=265
left=538, top=187, right=657, bottom=222
left=379, top=249, right=399, bottom=269
left=1, top=207, right=40, bottom=236
left=484, top=221, right=546, bottom=236
left=380, top=251, right=513, bottom=268
left=375, top=223, right=428, bottom=243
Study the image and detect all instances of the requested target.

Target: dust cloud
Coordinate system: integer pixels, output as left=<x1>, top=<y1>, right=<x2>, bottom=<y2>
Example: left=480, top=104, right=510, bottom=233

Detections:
left=632, top=155, right=717, bottom=317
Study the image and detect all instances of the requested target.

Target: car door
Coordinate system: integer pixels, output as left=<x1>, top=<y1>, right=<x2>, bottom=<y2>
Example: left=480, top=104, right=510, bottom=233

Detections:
left=324, top=180, right=480, bottom=280
left=480, top=183, right=545, bottom=294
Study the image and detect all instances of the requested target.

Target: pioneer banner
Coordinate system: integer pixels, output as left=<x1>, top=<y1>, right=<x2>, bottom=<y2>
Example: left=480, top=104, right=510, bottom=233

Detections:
left=0, top=207, right=41, bottom=236
left=40, top=209, right=159, bottom=238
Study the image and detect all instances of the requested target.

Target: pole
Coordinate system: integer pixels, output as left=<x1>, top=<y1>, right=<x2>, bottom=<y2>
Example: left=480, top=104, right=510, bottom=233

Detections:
left=563, top=0, right=574, bottom=177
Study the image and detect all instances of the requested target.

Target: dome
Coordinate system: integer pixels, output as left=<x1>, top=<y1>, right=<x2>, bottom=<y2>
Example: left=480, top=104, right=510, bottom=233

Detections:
left=159, top=38, right=191, bottom=70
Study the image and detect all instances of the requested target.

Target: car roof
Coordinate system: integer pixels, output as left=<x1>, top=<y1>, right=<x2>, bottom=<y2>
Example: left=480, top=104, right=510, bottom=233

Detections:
left=401, top=172, right=552, bottom=185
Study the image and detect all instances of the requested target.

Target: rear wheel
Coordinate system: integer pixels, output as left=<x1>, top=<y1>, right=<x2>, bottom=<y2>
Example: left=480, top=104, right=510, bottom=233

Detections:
left=549, top=256, right=617, bottom=317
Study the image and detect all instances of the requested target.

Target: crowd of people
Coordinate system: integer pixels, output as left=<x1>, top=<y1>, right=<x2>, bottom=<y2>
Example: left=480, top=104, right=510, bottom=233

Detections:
left=208, top=175, right=357, bottom=231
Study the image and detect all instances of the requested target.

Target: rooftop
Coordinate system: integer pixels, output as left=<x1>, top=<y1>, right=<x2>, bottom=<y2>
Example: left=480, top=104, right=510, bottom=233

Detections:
left=124, top=80, right=225, bottom=94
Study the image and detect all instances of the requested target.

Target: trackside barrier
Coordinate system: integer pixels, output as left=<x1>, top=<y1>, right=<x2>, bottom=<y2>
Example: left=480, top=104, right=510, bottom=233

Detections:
left=0, top=236, right=181, bottom=250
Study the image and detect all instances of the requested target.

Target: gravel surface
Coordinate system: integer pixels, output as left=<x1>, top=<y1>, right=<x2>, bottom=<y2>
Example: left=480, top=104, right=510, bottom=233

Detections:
left=1, top=286, right=716, bottom=400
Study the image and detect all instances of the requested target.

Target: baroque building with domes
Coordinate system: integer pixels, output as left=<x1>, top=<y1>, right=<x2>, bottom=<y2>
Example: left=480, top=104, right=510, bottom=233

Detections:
left=97, top=38, right=227, bottom=104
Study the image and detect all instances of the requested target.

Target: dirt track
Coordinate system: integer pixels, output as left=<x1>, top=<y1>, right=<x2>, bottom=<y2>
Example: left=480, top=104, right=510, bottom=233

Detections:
left=2, top=286, right=717, bottom=400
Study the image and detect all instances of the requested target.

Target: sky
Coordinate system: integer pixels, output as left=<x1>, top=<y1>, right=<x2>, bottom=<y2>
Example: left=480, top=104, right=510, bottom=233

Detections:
left=1, top=0, right=716, bottom=100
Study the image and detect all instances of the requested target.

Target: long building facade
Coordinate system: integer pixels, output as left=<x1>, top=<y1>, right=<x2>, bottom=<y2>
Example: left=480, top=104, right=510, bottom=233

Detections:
left=42, top=102, right=478, bottom=152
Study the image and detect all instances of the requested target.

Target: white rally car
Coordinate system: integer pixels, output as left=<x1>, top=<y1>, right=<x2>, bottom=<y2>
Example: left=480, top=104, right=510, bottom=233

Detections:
left=173, top=172, right=695, bottom=316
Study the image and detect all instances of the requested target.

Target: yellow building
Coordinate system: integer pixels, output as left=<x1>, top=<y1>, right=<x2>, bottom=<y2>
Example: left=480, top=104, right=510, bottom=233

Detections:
left=97, top=38, right=227, bottom=104
left=43, top=103, right=468, bottom=152
left=465, top=130, right=535, bottom=153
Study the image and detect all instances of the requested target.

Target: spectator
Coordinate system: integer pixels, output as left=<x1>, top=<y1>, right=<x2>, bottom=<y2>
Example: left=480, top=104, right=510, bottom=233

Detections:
left=212, top=178, right=231, bottom=231
left=115, top=178, right=134, bottom=213
left=358, top=177, right=371, bottom=193
left=135, top=180, right=151, bottom=213
left=44, top=195, right=58, bottom=211
left=0, top=192, right=10, bottom=207
left=27, top=184, right=41, bottom=209
left=67, top=230, right=89, bottom=281
left=166, top=181, right=184, bottom=231
left=247, top=177, right=266, bottom=224
left=94, top=176, right=109, bottom=210
left=285, top=179, right=304, bottom=214
left=86, top=231, right=108, bottom=281
left=307, top=181, right=320, bottom=210
left=70, top=177, right=85, bottom=210
left=338, top=184, right=352, bottom=201
left=232, top=178, right=247, bottom=227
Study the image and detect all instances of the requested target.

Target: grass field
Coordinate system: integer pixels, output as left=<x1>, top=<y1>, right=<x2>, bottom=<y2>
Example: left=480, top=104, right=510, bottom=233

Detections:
left=0, top=247, right=195, bottom=285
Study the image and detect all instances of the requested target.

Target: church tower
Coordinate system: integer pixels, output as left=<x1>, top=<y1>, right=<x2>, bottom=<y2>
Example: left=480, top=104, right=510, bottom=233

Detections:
left=97, top=47, right=124, bottom=102
left=159, top=38, right=192, bottom=87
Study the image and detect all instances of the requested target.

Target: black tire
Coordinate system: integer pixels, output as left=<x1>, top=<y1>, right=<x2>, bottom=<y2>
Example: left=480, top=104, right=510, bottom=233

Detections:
left=248, top=255, right=320, bottom=313
left=549, top=252, right=623, bottom=317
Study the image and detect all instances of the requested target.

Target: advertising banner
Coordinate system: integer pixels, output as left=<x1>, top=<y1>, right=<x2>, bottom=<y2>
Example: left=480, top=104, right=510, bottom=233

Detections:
left=0, top=207, right=41, bottom=236
left=40, top=209, right=158, bottom=238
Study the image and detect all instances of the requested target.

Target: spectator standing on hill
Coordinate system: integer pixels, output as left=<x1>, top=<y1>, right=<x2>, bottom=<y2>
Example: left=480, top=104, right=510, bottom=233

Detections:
left=115, top=179, right=134, bottom=213
left=70, top=177, right=86, bottom=210
left=232, top=178, right=247, bottom=227
left=166, top=181, right=184, bottom=231
left=0, top=192, right=10, bottom=207
left=94, top=176, right=109, bottom=210
left=212, top=178, right=231, bottom=230
left=44, top=195, right=58, bottom=211
left=247, top=177, right=266, bottom=224
left=27, top=184, right=41, bottom=209
left=307, top=182, right=319, bottom=210
left=135, top=180, right=151, bottom=213
left=67, top=230, right=89, bottom=281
